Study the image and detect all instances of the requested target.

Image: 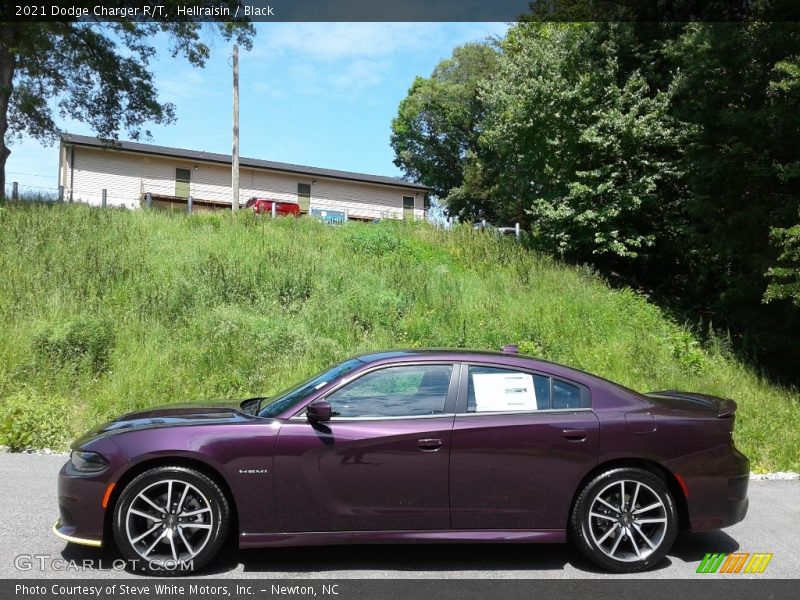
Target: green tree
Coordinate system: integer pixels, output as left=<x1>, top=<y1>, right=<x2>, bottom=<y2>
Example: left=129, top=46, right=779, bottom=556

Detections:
left=390, top=21, right=800, bottom=380
left=764, top=57, right=800, bottom=308
left=0, top=5, right=254, bottom=196
left=479, top=23, right=688, bottom=260
left=665, top=24, right=800, bottom=376
left=390, top=42, right=499, bottom=214
left=765, top=222, right=800, bottom=306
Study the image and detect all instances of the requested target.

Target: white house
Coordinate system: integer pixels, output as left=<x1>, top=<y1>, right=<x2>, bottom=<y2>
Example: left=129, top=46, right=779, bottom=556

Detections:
left=57, top=134, right=430, bottom=221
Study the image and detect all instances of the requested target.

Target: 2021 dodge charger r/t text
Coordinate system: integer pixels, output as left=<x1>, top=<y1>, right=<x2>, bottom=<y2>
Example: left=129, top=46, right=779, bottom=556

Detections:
left=55, top=348, right=749, bottom=575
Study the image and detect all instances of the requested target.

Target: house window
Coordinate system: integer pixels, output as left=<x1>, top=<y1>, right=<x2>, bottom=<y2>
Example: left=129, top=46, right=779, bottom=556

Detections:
left=175, top=168, right=191, bottom=199
left=403, top=195, right=415, bottom=220
left=297, top=183, right=311, bottom=213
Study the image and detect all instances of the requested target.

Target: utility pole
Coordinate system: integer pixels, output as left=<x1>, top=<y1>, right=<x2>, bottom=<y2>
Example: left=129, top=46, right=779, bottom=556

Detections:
left=231, top=43, right=239, bottom=212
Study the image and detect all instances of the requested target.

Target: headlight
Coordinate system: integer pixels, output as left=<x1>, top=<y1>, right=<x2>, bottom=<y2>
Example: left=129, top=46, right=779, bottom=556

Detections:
left=70, top=450, right=109, bottom=473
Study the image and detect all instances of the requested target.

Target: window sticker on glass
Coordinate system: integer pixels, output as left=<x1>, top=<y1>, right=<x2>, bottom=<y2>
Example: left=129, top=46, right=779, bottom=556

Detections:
left=472, top=372, right=537, bottom=412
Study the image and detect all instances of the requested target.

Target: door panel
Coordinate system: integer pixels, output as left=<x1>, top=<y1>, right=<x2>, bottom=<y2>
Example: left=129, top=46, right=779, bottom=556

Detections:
left=273, top=360, right=458, bottom=533
left=449, top=411, right=599, bottom=529
left=273, top=416, right=453, bottom=532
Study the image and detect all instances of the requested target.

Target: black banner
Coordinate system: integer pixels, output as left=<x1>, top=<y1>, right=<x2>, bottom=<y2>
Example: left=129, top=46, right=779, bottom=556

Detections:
left=3, top=579, right=798, bottom=600
left=2, top=0, right=800, bottom=23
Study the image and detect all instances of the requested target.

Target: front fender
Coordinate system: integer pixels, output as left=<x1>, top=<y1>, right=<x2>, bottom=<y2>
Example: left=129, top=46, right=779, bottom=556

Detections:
left=104, top=421, right=281, bottom=536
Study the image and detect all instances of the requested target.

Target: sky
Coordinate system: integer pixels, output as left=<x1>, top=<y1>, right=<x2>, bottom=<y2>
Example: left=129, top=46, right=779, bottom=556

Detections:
left=5, top=22, right=509, bottom=196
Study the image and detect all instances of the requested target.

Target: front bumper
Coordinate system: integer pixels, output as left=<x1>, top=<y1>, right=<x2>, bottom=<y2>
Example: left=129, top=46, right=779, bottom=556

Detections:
left=55, top=458, right=111, bottom=546
left=52, top=519, right=102, bottom=547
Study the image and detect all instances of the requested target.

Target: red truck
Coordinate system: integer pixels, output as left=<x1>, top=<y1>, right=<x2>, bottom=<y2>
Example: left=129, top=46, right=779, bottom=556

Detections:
left=244, top=197, right=300, bottom=216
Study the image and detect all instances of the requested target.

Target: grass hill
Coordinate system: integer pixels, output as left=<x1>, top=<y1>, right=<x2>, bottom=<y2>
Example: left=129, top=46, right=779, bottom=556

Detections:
left=0, top=202, right=797, bottom=471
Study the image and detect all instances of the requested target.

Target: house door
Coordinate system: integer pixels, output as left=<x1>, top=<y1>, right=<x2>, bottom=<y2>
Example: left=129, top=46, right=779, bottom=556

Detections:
left=297, top=183, right=311, bottom=213
left=403, top=195, right=415, bottom=220
left=175, top=168, right=191, bottom=198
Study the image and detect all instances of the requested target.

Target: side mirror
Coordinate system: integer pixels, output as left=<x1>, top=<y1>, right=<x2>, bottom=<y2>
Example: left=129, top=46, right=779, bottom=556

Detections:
left=307, top=400, right=332, bottom=423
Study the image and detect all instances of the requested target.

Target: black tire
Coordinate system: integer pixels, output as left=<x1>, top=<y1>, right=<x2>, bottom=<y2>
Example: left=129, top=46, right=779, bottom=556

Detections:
left=570, top=467, right=678, bottom=573
left=113, top=466, right=229, bottom=576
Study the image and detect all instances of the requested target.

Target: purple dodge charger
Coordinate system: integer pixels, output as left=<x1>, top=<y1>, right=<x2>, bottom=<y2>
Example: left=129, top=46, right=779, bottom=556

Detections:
left=55, top=348, right=749, bottom=575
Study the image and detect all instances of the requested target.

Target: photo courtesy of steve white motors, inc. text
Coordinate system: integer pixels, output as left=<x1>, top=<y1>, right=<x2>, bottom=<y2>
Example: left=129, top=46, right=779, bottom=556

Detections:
left=14, top=583, right=340, bottom=597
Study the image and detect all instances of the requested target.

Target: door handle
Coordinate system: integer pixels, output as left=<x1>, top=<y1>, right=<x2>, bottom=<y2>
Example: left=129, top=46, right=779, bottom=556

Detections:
left=562, top=429, right=588, bottom=442
left=418, top=438, right=442, bottom=452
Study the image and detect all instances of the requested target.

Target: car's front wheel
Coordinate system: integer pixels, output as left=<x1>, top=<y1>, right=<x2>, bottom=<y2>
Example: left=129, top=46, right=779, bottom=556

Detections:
left=570, top=467, right=678, bottom=573
left=113, top=466, right=229, bottom=576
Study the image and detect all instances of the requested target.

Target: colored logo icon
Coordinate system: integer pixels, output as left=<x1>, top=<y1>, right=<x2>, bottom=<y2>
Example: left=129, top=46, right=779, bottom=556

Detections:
left=697, top=552, right=773, bottom=574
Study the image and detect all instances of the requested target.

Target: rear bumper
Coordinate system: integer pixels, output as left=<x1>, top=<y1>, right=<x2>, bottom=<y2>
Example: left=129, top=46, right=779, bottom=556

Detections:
left=686, top=475, right=749, bottom=531
left=666, top=444, right=750, bottom=531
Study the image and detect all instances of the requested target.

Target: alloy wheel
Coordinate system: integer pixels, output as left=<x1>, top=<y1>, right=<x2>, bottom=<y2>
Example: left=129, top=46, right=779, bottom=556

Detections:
left=124, top=479, right=214, bottom=565
left=586, top=479, right=668, bottom=562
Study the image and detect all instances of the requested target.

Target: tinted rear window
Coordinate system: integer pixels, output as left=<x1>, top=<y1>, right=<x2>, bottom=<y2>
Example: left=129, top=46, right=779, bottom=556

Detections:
left=467, top=366, right=551, bottom=412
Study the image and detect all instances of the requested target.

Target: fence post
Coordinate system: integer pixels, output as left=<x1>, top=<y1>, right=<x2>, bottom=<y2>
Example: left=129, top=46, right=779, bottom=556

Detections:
left=145, top=192, right=152, bottom=209
left=11, top=182, right=18, bottom=200
left=271, top=202, right=276, bottom=219
left=101, top=189, right=107, bottom=208
left=344, top=208, right=349, bottom=222
left=58, top=186, right=64, bottom=203
left=515, top=222, right=520, bottom=239
left=187, top=195, right=193, bottom=215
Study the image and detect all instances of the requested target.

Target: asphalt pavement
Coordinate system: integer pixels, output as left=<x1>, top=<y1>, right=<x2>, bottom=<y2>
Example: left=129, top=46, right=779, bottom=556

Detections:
left=1, top=453, right=797, bottom=579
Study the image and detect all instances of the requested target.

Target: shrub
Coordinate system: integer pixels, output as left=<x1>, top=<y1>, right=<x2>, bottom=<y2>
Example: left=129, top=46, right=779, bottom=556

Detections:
left=0, top=391, right=71, bottom=450
left=31, top=316, right=115, bottom=374
left=518, top=340, right=545, bottom=357
left=343, top=225, right=411, bottom=256
left=668, top=330, right=707, bottom=375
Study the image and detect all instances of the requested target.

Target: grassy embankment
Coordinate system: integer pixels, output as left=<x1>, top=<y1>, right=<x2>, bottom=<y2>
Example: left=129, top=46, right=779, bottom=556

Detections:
left=0, top=202, right=797, bottom=470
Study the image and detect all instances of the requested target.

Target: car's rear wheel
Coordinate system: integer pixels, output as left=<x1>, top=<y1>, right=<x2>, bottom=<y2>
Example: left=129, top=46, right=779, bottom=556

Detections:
left=113, top=466, right=229, bottom=576
left=570, top=467, right=678, bottom=573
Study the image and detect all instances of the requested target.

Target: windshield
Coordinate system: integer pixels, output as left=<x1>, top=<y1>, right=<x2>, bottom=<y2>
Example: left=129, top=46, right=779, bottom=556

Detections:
left=258, top=358, right=365, bottom=417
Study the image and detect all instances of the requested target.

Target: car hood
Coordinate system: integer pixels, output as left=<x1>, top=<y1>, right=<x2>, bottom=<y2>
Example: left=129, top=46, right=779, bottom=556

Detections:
left=72, top=398, right=264, bottom=447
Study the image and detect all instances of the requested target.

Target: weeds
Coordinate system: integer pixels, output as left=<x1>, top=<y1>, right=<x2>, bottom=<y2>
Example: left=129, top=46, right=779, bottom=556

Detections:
left=0, top=202, right=797, bottom=470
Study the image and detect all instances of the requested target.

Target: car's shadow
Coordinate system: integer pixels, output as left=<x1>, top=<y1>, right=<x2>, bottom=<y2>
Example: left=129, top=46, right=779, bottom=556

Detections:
left=210, top=543, right=589, bottom=574
left=669, top=530, right=740, bottom=562
left=60, top=529, right=739, bottom=576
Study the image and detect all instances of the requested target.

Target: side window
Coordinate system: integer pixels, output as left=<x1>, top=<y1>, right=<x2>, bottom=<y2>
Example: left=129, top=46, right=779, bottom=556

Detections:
left=467, top=366, right=551, bottom=412
left=552, top=379, right=584, bottom=409
left=327, top=364, right=453, bottom=418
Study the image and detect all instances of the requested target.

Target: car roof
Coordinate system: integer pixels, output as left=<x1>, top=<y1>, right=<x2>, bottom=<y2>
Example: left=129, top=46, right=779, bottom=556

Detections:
left=352, top=349, right=585, bottom=378
left=354, top=349, right=517, bottom=363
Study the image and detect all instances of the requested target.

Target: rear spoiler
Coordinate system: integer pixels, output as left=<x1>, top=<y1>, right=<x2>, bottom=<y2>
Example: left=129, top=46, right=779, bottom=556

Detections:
left=645, top=390, right=738, bottom=418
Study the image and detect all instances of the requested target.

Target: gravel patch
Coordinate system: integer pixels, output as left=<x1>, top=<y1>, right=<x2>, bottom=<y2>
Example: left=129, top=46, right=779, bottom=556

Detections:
left=0, top=445, right=69, bottom=456
left=750, top=471, right=800, bottom=480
